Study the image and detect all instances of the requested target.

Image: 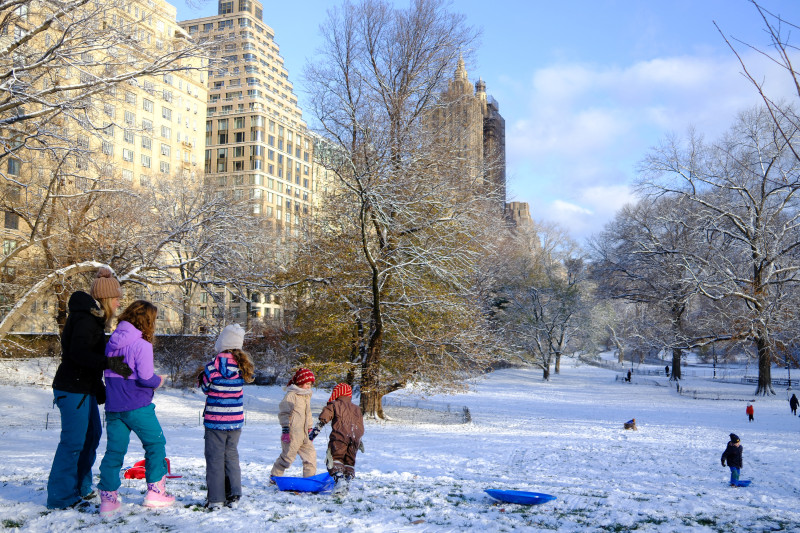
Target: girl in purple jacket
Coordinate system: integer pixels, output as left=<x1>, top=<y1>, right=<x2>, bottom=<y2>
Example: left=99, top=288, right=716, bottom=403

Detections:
left=97, top=301, right=174, bottom=517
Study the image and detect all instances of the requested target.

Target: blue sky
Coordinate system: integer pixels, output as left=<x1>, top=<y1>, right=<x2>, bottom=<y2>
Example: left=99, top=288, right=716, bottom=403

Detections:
left=176, top=0, right=800, bottom=242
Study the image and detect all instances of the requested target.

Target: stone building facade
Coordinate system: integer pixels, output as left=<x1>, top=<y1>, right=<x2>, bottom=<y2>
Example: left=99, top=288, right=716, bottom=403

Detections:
left=432, top=57, right=530, bottom=225
left=1, top=0, right=208, bottom=334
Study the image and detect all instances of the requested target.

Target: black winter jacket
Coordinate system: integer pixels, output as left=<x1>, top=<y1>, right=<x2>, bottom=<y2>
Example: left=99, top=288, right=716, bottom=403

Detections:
left=721, top=442, right=743, bottom=469
left=52, top=291, right=108, bottom=403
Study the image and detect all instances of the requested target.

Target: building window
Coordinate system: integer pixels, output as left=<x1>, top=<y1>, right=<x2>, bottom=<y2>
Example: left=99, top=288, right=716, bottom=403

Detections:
left=4, top=212, right=19, bottom=230
left=142, top=136, right=152, bottom=150
left=124, top=130, right=134, bottom=144
left=141, top=155, right=151, bottom=168
left=7, top=158, right=21, bottom=176
left=161, top=126, right=171, bottom=139
left=124, top=110, right=135, bottom=125
left=220, top=1, right=233, bottom=14
left=2, top=239, right=17, bottom=255
left=102, top=142, right=114, bottom=156
left=143, top=99, right=154, bottom=112
left=142, top=119, right=153, bottom=132
left=122, top=169, right=133, bottom=181
left=162, top=107, right=172, bottom=120
left=122, top=148, right=134, bottom=162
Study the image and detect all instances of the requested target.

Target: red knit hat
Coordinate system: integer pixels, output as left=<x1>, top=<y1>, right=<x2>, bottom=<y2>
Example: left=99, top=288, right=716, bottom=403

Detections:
left=288, top=368, right=315, bottom=387
left=328, top=383, right=352, bottom=402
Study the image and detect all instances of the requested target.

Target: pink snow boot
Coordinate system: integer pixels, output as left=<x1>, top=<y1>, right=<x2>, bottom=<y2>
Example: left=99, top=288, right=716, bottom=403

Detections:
left=143, top=476, right=175, bottom=508
left=99, top=490, right=121, bottom=518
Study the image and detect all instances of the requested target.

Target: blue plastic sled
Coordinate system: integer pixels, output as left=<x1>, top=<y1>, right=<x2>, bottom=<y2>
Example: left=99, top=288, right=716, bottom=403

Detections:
left=733, top=479, right=751, bottom=487
left=272, top=473, right=334, bottom=493
left=485, top=489, right=557, bottom=505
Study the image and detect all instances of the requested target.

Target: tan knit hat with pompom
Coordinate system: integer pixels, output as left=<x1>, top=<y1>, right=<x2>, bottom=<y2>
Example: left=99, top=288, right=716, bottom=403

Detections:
left=90, top=267, right=122, bottom=300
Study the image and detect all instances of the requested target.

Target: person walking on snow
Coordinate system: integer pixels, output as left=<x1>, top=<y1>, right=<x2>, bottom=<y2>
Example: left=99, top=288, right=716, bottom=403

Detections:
left=46, top=268, right=132, bottom=509
left=721, top=433, right=744, bottom=486
left=309, top=383, right=365, bottom=494
left=790, top=394, right=799, bottom=416
left=199, top=324, right=254, bottom=510
left=98, top=301, right=173, bottom=517
left=270, top=368, right=317, bottom=479
left=746, top=403, right=754, bottom=422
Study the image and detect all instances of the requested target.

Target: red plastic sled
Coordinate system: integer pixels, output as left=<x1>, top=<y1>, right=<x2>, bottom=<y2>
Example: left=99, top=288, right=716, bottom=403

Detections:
left=123, top=458, right=182, bottom=479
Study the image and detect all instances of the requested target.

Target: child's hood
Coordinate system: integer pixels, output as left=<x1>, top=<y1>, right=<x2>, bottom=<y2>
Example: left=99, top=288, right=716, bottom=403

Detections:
left=215, top=353, right=240, bottom=379
left=107, top=321, right=143, bottom=352
left=286, top=384, right=312, bottom=396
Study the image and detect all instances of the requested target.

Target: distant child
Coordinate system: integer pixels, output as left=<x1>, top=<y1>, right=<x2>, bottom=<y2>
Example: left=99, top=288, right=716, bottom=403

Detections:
left=746, top=403, right=754, bottom=422
left=720, top=433, right=743, bottom=486
left=790, top=394, right=798, bottom=416
left=270, top=368, right=317, bottom=479
left=309, top=383, right=365, bottom=494
left=98, top=301, right=173, bottom=518
left=199, top=324, right=254, bottom=510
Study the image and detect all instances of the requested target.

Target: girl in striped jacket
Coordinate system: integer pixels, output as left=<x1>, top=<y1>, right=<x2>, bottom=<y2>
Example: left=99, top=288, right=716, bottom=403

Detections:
left=199, top=324, right=254, bottom=509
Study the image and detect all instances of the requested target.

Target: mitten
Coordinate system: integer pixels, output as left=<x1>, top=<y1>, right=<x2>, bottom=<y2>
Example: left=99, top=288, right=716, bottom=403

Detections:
left=721, top=460, right=726, bottom=467
left=308, top=422, right=323, bottom=441
left=106, top=356, right=133, bottom=378
left=281, top=427, right=291, bottom=443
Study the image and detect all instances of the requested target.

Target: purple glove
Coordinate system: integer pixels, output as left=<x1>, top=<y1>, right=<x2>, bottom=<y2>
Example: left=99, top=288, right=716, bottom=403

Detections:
left=281, top=427, right=290, bottom=444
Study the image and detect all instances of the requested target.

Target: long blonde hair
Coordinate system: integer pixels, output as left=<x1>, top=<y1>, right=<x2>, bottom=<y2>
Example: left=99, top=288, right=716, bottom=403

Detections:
left=96, top=298, right=117, bottom=330
left=227, top=348, right=255, bottom=383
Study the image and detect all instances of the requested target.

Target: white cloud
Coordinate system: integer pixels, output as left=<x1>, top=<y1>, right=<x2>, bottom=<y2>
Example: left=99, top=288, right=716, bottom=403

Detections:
left=506, top=50, right=797, bottom=242
left=535, top=185, right=637, bottom=243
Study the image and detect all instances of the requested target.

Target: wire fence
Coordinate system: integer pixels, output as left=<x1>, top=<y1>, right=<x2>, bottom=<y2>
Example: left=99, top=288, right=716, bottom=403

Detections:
left=380, top=396, right=471, bottom=425
left=22, top=398, right=471, bottom=432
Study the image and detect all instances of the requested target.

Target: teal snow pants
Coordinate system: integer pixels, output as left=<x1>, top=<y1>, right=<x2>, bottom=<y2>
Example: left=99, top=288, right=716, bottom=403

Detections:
left=98, top=403, right=167, bottom=491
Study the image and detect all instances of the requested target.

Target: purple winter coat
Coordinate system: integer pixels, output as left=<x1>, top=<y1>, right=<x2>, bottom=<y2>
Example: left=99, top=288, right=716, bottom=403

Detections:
left=103, top=321, right=161, bottom=412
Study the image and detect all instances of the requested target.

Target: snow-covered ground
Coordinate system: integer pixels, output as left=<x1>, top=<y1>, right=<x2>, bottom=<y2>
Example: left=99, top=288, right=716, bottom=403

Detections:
left=0, top=356, right=798, bottom=532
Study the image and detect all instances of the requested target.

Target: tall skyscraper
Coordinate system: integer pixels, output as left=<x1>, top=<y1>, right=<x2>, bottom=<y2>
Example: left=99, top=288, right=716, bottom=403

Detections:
left=433, top=57, right=530, bottom=226
left=179, top=0, right=314, bottom=324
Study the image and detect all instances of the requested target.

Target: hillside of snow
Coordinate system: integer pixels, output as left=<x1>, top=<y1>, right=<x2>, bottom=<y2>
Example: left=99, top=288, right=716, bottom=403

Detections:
left=0, top=356, right=798, bottom=532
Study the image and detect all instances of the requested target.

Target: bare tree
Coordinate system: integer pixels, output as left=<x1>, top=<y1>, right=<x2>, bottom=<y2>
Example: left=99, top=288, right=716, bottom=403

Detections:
left=497, top=222, right=590, bottom=380
left=590, top=197, right=708, bottom=380
left=299, top=0, right=504, bottom=417
left=639, top=107, right=800, bottom=395
left=0, top=0, right=210, bottom=334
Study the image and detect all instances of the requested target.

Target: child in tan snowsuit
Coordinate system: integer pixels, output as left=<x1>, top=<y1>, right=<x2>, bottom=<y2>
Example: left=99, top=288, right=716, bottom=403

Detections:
left=270, top=368, right=316, bottom=478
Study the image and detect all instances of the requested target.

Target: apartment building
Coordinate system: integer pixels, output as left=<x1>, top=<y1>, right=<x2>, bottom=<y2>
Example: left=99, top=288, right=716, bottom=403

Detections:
left=179, top=0, right=314, bottom=325
left=0, top=0, right=208, bottom=334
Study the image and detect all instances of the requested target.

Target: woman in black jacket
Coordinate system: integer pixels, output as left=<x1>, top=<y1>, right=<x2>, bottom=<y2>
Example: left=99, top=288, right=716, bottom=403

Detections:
left=46, top=268, right=131, bottom=509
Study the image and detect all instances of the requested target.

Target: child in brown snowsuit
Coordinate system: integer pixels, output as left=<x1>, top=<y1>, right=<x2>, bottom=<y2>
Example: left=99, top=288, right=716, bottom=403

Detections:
left=309, top=383, right=364, bottom=493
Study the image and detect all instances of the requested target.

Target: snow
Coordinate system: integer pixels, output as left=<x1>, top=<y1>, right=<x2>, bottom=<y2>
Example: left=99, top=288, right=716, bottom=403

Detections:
left=1, top=356, right=799, bottom=532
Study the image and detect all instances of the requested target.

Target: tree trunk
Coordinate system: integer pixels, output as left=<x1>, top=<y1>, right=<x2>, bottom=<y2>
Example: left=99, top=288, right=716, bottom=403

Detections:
left=181, top=295, right=192, bottom=335
left=360, top=386, right=386, bottom=419
left=554, top=352, right=561, bottom=374
left=359, top=321, right=384, bottom=418
left=754, top=333, right=775, bottom=395
left=670, top=347, right=681, bottom=381
left=542, top=362, right=550, bottom=381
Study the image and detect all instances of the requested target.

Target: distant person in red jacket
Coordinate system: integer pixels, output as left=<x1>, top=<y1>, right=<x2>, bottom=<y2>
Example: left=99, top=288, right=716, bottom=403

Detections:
left=746, top=404, right=754, bottom=422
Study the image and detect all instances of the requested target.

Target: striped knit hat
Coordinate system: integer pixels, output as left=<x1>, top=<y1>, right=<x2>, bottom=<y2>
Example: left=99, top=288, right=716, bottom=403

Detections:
left=288, top=368, right=315, bottom=387
left=328, top=383, right=352, bottom=403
